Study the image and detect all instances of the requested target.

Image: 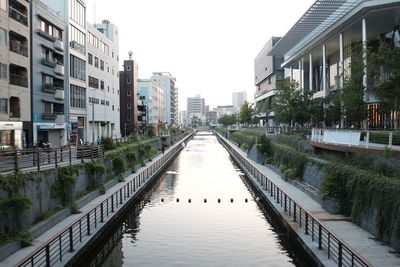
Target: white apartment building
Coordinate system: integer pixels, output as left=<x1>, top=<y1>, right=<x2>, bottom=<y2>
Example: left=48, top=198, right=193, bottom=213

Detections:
left=187, top=95, right=205, bottom=115
left=232, top=91, right=247, bottom=111
left=138, top=78, right=165, bottom=124
left=86, top=20, right=120, bottom=142
left=151, top=72, right=178, bottom=125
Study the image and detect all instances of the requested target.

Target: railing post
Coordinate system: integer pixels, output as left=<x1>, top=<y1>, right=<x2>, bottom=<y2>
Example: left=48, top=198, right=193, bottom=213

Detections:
left=91, top=144, right=93, bottom=159
left=284, top=195, right=287, bottom=211
left=55, top=150, right=58, bottom=168
left=101, top=203, right=104, bottom=223
left=318, top=224, right=322, bottom=249
left=69, top=227, right=74, bottom=252
left=45, top=244, right=50, bottom=267
left=60, top=148, right=63, bottom=162
left=14, top=149, right=18, bottom=171
left=389, top=131, right=393, bottom=149
left=338, top=242, right=343, bottom=267
left=111, top=195, right=114, bottom=212
left=366, top=131, right=370, bottom=148
left=87, top=213, right=90, bottom=235
left=277, top=188, right=279, bottom=203
left=69, top=146, right=72, bottom=166
left=37, top=151, right=40, bottom=172
left=59, top=235, right=62, bottom=261
left=120, top=188, right=123, bottom=204
left=294, top=203, right=297, bottom=222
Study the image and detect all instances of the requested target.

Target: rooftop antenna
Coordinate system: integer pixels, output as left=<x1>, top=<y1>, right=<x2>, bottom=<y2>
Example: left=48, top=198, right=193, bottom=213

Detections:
left=128, top=51, right=133, bottom=60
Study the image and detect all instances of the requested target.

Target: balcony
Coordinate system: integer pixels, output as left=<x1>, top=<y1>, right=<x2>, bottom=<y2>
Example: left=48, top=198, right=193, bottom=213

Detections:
left=41, top=58, right=57, bottom=68
left=54, top=89, right=64, bottom=100
left=54, top=64, right=64, bottom=76
left=9, top=73, right=28, bottom=87
left=9, top=97, right=20, bottom=118
left=42, top=84, right=56, bottom=94
left=9, top=39, right=28, bottom=57
left=69, top=41, right=85, bottom=54
left=54, top=40, right=64, bottom=51
left=55, top=114, right=65, bottom=124
left=8, top=6, right=28, bottom=26
left=37, top=29, right=56, bottom=42
left=42, top=113, right=57, bottom=120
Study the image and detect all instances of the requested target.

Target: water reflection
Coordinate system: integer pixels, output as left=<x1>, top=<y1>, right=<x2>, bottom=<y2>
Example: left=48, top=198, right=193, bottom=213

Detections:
left=85, top=132, right=312, bottom=267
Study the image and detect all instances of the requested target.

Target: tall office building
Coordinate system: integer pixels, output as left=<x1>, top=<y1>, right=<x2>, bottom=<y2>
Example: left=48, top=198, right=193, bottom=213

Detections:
left=86, top=20, right=120, bottom=142
left=232, top=91, right=247, bottom=111
left=138, top=78, right=165, bottom=124
left=31, top=0, right=68, bottom=147
left=151, top=72, right=178, bottom=125
left=0, top=0, right=31, bottom=149
left=119, top=54, right=138, bottom=137
left=187, top=95, right=205, bottom=115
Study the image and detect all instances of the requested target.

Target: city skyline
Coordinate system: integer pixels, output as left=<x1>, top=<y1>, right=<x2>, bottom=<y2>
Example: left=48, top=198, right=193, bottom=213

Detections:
left=86, top=0, right=315, bottom=110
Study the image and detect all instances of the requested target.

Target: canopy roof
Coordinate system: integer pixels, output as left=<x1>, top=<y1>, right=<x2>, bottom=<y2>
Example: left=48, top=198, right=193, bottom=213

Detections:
left=269, top=0, right=363, bottom=57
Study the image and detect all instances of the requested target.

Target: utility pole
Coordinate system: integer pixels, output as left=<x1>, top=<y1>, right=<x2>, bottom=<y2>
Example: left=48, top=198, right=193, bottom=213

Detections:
left=92, top=102, right=95, bottom=144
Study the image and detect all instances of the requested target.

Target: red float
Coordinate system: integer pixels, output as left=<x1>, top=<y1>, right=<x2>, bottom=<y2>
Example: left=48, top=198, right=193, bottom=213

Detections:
left=176, top=198, right=180, bottom=202
left=230, top=198, right=234, bottom=203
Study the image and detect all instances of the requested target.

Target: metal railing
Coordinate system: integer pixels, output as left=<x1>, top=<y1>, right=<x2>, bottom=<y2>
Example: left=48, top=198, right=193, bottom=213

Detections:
left=0, top=145, right=105, bottom=173
left=214, top=131, right=371, bottom=267
left=9, top=39, right=28, bottom=57
left=10, top=73, right=28, bottom=87
left=9, top=6, right=28, bottom=26
left=16, top=132, right=194, bottom=267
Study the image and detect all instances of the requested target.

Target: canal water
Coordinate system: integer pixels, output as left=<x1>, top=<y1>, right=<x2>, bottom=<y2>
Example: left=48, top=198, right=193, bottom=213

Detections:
left=82, top=132, right=313, bottom=267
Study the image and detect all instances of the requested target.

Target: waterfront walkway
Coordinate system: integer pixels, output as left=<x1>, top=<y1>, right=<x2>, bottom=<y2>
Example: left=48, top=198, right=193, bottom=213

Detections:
left=219, top=133, right=400, bottom=267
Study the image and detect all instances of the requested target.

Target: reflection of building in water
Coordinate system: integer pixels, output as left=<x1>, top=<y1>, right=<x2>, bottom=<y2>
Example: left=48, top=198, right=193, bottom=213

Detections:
left=100, top=238, right=124, bottom=267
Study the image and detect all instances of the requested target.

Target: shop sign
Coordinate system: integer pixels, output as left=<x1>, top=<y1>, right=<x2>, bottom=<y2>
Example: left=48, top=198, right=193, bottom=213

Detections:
left=0, top=121, right=23, bottom=130
left=70, top=117, right=78, bottom=123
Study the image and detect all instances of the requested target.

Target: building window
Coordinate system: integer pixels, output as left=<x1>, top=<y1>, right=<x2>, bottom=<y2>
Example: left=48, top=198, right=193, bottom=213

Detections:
left=101, top=100, right=105, bottom=105
left=88, top=76, right=99, bottom=89
left=112, top=51, right=114, bottom=58
left=112, top=105, right=114, bottom=111
left=126, top=65, right=131, bottom=71
left=94, top=57, right=99, bottom=68
left=88, top=53, right=93, bottom=65
left=70, top=84, right=86, bottom=108
left=107, top=86, right=109, bottom=92
left=100, top=60, right=104, bottom=71
left=127, top=103, right=131, bottom=109
left=37, top=19, right=62, bottom=40
left=0, top=63, right=7, bottom=79
left=127, top=114, right=131, bottom=121
left=127, top=91, right=131, bottom=96
left=42, top=74, right=53, bottom=87
left=70, top=0, right=86, bottom=27
left=0, top=98, right=7, bottom=113
left=107, top=66, right=109, bottom=73
left=70, top=55, right=86, bottom=81
left=100, top=80, right=104, bottom=90
left=69, top=25, right=85, bottom=53
left=0, top=28, right=6, bottom=45
left=127, top=78, right=131, bottom=84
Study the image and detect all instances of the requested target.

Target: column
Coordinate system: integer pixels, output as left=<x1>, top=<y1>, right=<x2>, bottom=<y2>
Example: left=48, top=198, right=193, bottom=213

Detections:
left=362, top=18, right=367, bottom=91
left=290, top=66, right=293, bottom=82
left=299, top=59, right=304, bottom=89
left=322, top=45, right=327, bottom=93
left=309, top=53, right=313, bottom=91
left=339, top=33, right=344, bottom=88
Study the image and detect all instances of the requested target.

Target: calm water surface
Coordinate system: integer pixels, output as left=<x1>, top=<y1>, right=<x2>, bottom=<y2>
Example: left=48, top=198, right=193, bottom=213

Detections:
left=85, top=133, right=311, bottom=266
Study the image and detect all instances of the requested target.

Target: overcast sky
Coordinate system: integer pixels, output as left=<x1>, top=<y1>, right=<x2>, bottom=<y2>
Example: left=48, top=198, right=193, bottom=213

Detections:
left=87, top=0, right=315, bottom=110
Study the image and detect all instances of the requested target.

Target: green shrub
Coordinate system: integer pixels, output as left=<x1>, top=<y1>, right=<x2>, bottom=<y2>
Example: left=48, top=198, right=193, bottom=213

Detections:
left=279, top=165, right=288, bottom=173
left=283, top=168, right=297, bottom=180
left=112, top=157, right=125, bottom=175
left=265, top=157, right=273, bottom=164
left=272, top=143, right=308, bottom=178
left=101, top=137, right=116, bottom=151
left=51, top=166, right=77, bottom=204
left=257, top=135, right=273, bottom=155
left=99, top=183, right=106, bottom=194
left=320, top=161, right=400, bottom=241
left=84, top=160, right=106, bottom=190
left=126, top=152, right=137, bottom=167
left=277, top=133, right=310, bottom=152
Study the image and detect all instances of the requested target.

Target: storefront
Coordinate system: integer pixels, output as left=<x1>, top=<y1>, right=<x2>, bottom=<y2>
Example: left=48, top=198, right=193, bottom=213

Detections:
left=34, top=123, right=68, bottom=148
left=0, top=121, right=23, bottom=150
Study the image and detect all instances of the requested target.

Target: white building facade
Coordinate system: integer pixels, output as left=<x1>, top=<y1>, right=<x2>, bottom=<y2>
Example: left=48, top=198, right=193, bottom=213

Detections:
left=232, top=91, right=247, bottom=111
left=151, top=72, right=178, bottom=125
left=86, top=20, right=120, bottom=142
left=137, top=78, right=165, bottom=124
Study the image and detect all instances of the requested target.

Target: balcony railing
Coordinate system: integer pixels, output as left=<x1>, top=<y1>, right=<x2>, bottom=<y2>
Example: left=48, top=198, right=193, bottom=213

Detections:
left=42, top=84, right=56, bottom=94
left=42, top=113, right=57, bottom=120
left=37, top=29, right=56, bottom=42
left=69, top=41, right=85, bottom=54
left=9, top=39, right=28, bottom=57
left=41, top=58, right=57, bottom=68
left=10, top=73, right=28, bottom=87
left=9, top=7, right=28, bottom=26
left=9, top=110, right=21, bottom=118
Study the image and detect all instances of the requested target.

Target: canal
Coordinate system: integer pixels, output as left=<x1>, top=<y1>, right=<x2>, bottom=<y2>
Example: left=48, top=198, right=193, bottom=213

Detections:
left=79, top=132, right=314, bottom=267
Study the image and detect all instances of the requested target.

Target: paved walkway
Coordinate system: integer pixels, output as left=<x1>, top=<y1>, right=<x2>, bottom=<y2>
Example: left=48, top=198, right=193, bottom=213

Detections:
left=221, top=133, right=400, bottom=267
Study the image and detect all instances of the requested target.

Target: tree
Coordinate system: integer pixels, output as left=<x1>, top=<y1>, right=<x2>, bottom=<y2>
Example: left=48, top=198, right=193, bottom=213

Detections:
left=341, top=43, right=367, bottom=128
left=218, top=114, right=236, bottom=126
left=369, top=41, right=400, bottom=129
left=274, top=78, right=313, bottom=126
left=239, top=101, right=253, bottom=125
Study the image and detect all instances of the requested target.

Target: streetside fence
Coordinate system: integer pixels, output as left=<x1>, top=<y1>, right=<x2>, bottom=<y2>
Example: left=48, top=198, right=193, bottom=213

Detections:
left=214, top=131, right=371, bottom=267
left=0, top=145, right=103, bottom=174
left=16, top=131, right=195, bottom=267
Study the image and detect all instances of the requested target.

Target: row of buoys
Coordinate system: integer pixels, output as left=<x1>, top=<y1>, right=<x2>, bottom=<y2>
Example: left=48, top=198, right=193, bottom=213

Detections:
left=157, top=198, right=259, bottom=203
